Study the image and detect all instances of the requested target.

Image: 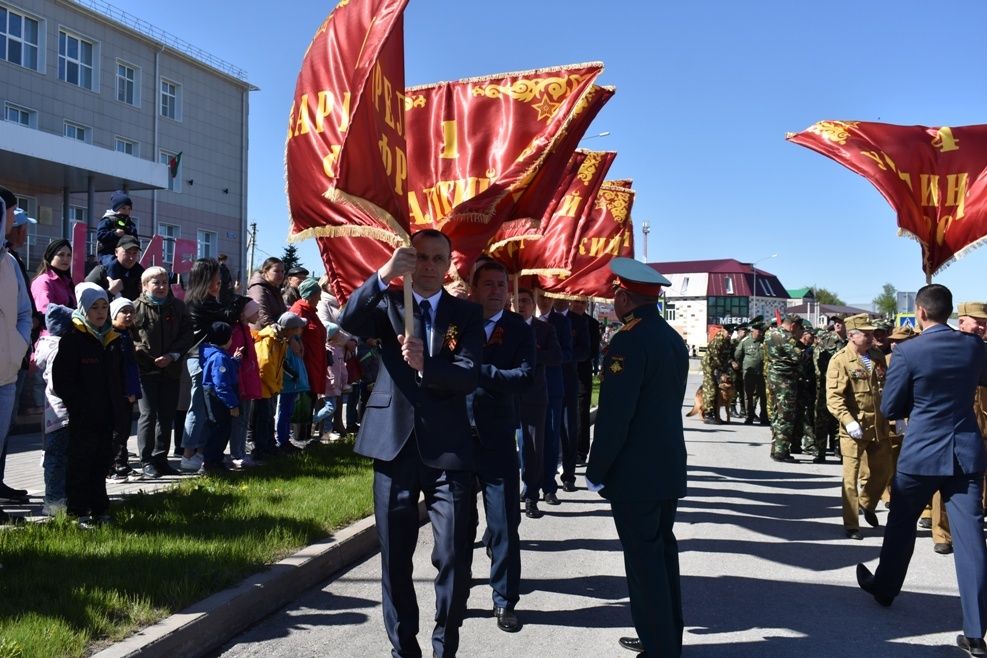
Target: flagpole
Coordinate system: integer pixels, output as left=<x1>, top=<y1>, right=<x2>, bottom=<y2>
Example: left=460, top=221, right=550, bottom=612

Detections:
left=513, top=274, right=520, bottom=311
left=404, top=277, right=414, bottom=337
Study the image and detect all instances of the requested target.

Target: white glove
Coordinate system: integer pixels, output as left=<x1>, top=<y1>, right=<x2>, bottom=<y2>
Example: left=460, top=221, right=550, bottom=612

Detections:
left=585, top=477, right=604, bottom=493
left=846, top=420, right=863, bottom=440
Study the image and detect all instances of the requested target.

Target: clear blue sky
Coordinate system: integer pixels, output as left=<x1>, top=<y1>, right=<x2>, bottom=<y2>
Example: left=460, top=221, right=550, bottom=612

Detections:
left=113, top=0, right=987, bottom=306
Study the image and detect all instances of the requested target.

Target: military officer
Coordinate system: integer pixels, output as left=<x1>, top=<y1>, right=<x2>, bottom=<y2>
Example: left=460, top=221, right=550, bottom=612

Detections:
left=764, top=314, right=804, bottom=462
left=826, top=313, right=892, bottom=540
left=587, top=258, right=687, bottom=658
left=730, top=325, right=748, bottom=419
left=814, top=315, right=847, bottom=456
left=796, top=327, right=823, bottom=461
left=735, top=321, right=769, bottom=425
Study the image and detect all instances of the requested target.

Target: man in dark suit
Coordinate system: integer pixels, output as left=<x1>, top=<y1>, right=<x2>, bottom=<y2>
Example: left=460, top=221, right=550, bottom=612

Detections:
left=856, top=284, right=987, bottom=657
left=466, top=261, right=534, bottom=633
left=535, top=294, right=573, bottom=505
left=516, top=288, right=562, bottom=518
left=571, top=299, right=601, bottom=463
left=555, top=299, right=590, bottom=491
left=339, top=230, right=483, bottom=658
left=586, top=258, right=685, bottom=658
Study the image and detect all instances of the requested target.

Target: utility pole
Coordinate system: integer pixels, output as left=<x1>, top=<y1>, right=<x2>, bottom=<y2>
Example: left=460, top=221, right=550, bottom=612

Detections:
left=248, top=222, right=257, bottom=274
left=641, top=221, right=651, bottom=262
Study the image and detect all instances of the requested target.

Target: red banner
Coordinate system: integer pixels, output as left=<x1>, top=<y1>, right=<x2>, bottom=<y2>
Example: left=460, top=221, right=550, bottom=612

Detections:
left=286, top=0, right=409, bottom=303
left=540, top=181, right=635, bottom=300
left=787, top=121, right=987, bottom=276
left=404, top=62, right=604, bottom=279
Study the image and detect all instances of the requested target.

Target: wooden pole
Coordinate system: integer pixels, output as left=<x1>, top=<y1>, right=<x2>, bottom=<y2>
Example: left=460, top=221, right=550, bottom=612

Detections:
left=403, top=276, right=414, bottom=336
left=513, top=274, right=520, bottom=311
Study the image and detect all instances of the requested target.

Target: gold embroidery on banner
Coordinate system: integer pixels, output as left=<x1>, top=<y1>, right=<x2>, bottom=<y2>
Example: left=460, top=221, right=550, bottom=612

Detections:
left=470, top=74, right=592, bottom=122
left=594, top=189, right=631, bottom=224
left=932, top=126, right=960, bottom=152
left=805, top=120, right=859, bottom=145
left=576, top=151, right=603, bottom=185
left=404, top=94, right=426, bottom=111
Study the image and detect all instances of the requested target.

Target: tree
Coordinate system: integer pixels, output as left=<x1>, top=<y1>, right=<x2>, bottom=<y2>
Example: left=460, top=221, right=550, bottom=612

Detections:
left=281, top=244, right=302, bottom=272
left=873, top=283, right=898, bottom=318
left=812, top=286, right=845, bottom=306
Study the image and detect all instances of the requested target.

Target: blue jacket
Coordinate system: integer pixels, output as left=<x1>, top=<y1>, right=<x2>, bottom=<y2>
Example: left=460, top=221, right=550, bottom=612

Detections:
left=881, top=323, right=987, bottom=476
left=542, top=310, right=571, bottom=399
left=201, top=343, right=240, bottom=409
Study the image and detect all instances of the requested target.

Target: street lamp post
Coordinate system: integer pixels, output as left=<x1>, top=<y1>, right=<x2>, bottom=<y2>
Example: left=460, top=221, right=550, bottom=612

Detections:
left=580, top=131, right=611, bottom=143
left=750, top=253, right=778, bottom=321
left=641, top=221, right=651, bottom=262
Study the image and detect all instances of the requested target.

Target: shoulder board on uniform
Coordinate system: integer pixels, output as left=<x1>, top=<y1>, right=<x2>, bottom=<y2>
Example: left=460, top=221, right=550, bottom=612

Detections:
left=619, top=318, right=642, bottom=333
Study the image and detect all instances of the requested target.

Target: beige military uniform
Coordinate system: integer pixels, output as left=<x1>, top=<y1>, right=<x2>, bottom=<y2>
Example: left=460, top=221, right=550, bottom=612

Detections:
left=826, top=339, right=892, bottom=530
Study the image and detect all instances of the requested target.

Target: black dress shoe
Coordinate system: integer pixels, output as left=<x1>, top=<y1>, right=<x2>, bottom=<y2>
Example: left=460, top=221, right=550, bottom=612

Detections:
left=0, top=483, right=28, bottom=503
left=957, top=634, right=987, bottom=657
left=544, top=492, right=560, bottom=506
left=770, top=453, right=796, bottom=463
left=863, top=507, right=880, bottom=528
left=524, top=500, right=543, bottom=519
left=934, top=542, right=954, bottom=555
left=618, top=636, right=644, bottom=653
left=561, top=481, right=577, bottom=493
left=856, top=563, right=893, bottom=607
left=494, top=606, right=520, bottom=633
left=846, top=529, right=863, bottom=540
left=812, top=455, right=827, bottom=464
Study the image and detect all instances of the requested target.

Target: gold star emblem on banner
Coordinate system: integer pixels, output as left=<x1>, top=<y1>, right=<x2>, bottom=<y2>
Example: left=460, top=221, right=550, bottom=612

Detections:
left=532, top=95, right=559, bottom=121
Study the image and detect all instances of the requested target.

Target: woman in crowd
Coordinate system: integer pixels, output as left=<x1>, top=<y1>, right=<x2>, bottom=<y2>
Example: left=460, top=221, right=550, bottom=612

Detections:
left=30, top=239, right=75, bottom=317
left=246, top=257, right=287, bottom=456
left=290, top=278, right=326, bottom=443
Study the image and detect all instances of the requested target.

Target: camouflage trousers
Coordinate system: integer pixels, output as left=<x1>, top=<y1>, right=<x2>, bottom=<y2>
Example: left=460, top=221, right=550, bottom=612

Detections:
left=794, top=382, right=821, bottom=453
left=767, top=379, right=798, bottom=456
left=732, top=367, right=746, bottom=416
left=701, top=364, right=718, bottom=416
left=814, top=386, right=839, bottom=451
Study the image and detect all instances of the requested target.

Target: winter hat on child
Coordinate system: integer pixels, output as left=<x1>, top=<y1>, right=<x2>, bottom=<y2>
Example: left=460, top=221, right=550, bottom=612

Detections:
left=45, top=304, right=75, bottom=337
left=110, top=190, right=133, bottom=211
left=75, top=282, right=108, bottom=313
left=277, top=311, right=306, bottom=330
left=208, top=321, right=233, bottom=346
left=110, top=297, right=134, bottom=319
left=298, top=277, right=321, bottom=300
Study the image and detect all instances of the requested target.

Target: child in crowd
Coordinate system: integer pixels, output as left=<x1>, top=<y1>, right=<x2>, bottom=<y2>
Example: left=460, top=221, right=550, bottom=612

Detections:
left=52, top=284, right=119, bottom=526
left=95, top=190, right=138, bottom=267
left=324, top=322, right=348, bottom=441
left=108, top=297, right=141, bottom=481
left=229, top=300, right=262, bottom=469
left=253, top=312, right=304, bottom=459
left=277, top=319, right=309, bottom=452
left=200, top=322, right=239, bottom=474
left=35, top=304, right=74, bottom=515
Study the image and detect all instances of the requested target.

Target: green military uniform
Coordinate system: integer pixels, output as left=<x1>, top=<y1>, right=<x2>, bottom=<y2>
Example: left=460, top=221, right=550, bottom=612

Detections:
left=763, top=317, right=803, bottom=460
left=825, top=314, right=891, bottom=536
left=587, top=257, right=685, bottom=657
left=813, top=325, right=847, bottom=454
left=701, top=330, right=730, bottom=421
left=735, top=326, right=768, bottom=424
left=794, top=330, right=821, bottom=458
left=730, top=329, right=747, bottom=418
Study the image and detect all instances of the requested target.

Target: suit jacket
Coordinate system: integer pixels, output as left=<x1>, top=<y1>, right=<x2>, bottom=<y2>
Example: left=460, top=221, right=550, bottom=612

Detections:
left=567, top=311, right=591, bottom=363
left=523, top=317, right=562, bottom=409
left=881, top=323, right=987, bottom=476
left=472, top=311, right=535, bottom=472
left=587, top=305, right=689, bottom=501
left=575, top=312, right=600, bottom=380
left=543, top=310, right=572, bottom=398
left=339, top=275, right=483, bottom=470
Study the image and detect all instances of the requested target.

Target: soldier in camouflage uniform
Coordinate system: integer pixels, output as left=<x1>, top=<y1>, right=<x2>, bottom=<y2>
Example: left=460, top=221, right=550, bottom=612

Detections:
left=813, top=316, right=847, bottom=456
left=795, top=328, right=825, bottom=462
left=701, top=327, right=731, bottom=423
left=763, top=315, right=804, bottom=462
left=730, top=326, right=747, bottom=419
left=735, top=322, right=768, bottom=425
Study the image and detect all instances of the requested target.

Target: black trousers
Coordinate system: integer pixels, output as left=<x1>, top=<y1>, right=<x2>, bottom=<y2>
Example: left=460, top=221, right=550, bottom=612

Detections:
left=560, top=365, right=580, bottom=485
left=466, top=457, right=521, bottom=610
left=66, top=421, right=113, bottom=517
left=576, top=361, right=593, bottom=461
left=374, top=436, right=473, bottom=658
left=112, top=400, right=134, bottom=470
left=743, top=369, right=768, bottom=422
left=519, top=403, right=547, bottom=500
left=612, top=499, right=683, bottom=657
left=137, top=374, right=180, bottom=465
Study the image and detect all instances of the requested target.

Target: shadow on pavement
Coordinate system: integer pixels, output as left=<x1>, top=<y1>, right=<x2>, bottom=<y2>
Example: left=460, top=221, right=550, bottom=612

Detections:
left=220, top=592, right=378, bottom=648
left=520, top=537, right=622, bottom=553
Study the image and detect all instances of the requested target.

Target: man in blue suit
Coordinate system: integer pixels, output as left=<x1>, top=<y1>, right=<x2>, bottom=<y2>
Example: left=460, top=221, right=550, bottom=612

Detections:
left=856, top=284, right=987, bottom=657
left=340, top=230, right=483, bottom=658
left=556, top=299, right=591, bottom=491
left=465, top=261, right=534, bottom=633
left=536, top=294, right=573, bottom=504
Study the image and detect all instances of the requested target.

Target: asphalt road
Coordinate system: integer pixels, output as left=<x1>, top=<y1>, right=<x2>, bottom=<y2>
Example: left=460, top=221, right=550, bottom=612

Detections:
left=217, top=372, right=970, bottom=657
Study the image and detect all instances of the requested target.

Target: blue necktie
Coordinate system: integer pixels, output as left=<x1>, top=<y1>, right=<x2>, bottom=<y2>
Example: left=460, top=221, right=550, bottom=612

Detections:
left=419, top=299, right=432, bottom=355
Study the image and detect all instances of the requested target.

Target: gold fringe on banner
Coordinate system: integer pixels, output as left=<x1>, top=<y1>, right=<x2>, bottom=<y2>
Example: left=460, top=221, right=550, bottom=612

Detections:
left=288, top=223, right=407, bottom=247
left=519, top=267, right=569, bottom=277
left=323, top=187, right=410, bottom=240
left=487, top=233, right=542, bottom=255
left=540, top=290, right=611, bottom=303
left=405, top=61, right=605, bottom=92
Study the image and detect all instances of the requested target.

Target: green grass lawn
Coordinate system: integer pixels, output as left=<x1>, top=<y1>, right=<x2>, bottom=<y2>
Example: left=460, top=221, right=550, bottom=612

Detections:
left=591, top=376, right=600, bottom=408
left=0, top=441, right=374, bottom=658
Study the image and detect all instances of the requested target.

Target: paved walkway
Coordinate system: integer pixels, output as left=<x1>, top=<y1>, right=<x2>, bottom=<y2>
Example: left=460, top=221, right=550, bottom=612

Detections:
left=216, top=372, right=969, bottom=657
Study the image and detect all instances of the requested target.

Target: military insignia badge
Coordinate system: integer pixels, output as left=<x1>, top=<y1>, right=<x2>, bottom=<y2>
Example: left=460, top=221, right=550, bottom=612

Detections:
left=609, top=355, right=624, bottom=374
left=444, top=324, right=459, bottom=352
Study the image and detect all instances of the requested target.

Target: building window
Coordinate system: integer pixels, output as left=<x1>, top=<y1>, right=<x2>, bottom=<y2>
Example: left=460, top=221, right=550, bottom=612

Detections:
left=159, top=149, right=181, bottom=193
left=4, top=101, right=36, bottom=128
left=68, top=205, right=87, bottom=223
left=160, top=78, right=181, bottom=120
left=158, top=223, right=179, bottom=263
left=116, top=61, right=139, bottom=105
left=64, top=120, right=91, bottom=143
left=0, top=6, right=40, bottom=71
left=665, top=303, right=676, bottom=322
left=679, top=276, right=689, bottom=295
left=197, top=229, right=216, bottom=259
left=58, top=30, right=95, bottom=90
left=707, top=296, right=750, bottom=324
left=724, top=276, right=734, bottom=295
left=14, top=195, right=35, bottom=217
left=115, top=136, right=137, bottom=156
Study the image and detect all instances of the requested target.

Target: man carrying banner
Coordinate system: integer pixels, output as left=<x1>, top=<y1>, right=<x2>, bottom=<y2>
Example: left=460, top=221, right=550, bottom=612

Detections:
left=339, top=230, right=483, bottom=658
left=587, top=257, right=685, bottom=658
